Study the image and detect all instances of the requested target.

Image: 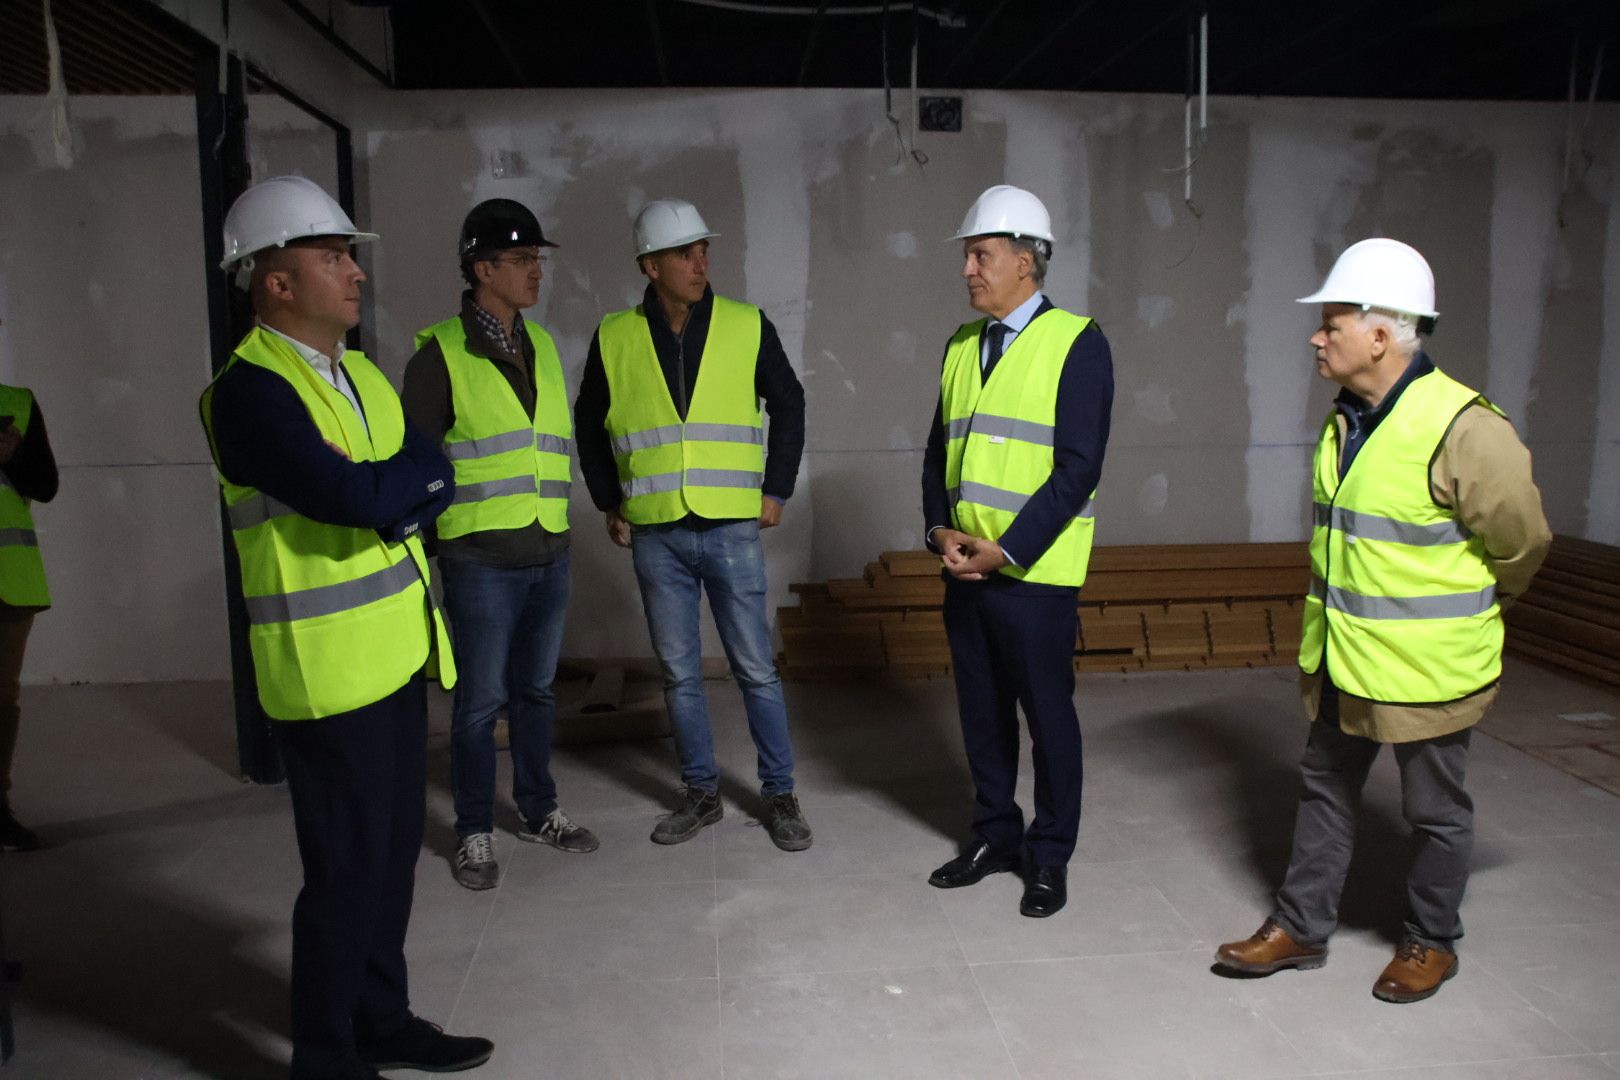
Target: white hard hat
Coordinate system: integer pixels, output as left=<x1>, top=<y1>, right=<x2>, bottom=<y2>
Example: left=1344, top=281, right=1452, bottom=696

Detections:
left=632, top=198, right=717, bottom=258
left=1296, top=238, right=1439, bottom=323
left=950, top=184, right=1055, bottom=247
left=220, top=175, right=378, bottom=271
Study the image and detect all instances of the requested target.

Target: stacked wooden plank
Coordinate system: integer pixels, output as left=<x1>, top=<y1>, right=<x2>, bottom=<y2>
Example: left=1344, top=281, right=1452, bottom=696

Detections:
left=1505, top=535, right=1620, bottom=688
left=778, top=543, right=1310, bottom=681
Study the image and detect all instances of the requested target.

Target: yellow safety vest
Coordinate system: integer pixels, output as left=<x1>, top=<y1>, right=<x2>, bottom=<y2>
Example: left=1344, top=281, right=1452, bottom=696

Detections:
left=0, top=384, right=49, bottom=608
left=414, top=316, right=572, bottom=539
left=599, top=296, right=764, bottom=524
left=1299, top=368, right=1504, bottom=703
left=941, top=308, right=1097, bottom=587
left=200, top=327, right=457, bottom=721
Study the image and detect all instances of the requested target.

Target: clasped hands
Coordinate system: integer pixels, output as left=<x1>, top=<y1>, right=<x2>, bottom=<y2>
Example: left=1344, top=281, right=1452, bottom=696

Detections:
left=933, top=527, right=1008, bottom=581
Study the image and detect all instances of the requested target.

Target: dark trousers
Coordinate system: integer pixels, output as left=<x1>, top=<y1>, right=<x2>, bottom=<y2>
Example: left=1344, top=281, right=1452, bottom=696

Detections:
left=0, top=614, right=31, bottom=799
left=1273, top=686, right=1475, bottom=952
left=273, top=670, right=426, bottom=1078
left=943, top=578, right=1083, bottom=868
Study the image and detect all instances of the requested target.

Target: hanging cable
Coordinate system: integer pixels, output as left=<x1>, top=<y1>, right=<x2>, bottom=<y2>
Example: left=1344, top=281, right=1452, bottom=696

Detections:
left=880, top=0, right=927, bottom=170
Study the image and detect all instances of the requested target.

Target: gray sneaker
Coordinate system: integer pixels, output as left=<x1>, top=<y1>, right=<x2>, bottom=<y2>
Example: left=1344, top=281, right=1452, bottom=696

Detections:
left=518, top=808, right=600, bottom=853
left=650, top=786, right=722, bottom=845
left=763, top=792, right=813, bottom=852
left=453, top=832, right=499, bottom=890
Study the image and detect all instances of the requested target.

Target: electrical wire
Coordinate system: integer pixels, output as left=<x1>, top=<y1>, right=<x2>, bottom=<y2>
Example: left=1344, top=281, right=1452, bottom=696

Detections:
left=671, top=0, right=964, bottom=27
left=880, top=0, right=927, bottom=170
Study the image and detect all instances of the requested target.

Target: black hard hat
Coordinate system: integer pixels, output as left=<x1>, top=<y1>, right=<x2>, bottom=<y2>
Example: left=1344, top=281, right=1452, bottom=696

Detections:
left=459, top=198, right=557, bottom=259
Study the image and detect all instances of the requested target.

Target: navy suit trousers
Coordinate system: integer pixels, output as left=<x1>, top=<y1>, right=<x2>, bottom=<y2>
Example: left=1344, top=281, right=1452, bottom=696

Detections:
left=943, top=578, right=1084, bottom=868
left=274, top=669, right=426, bottom=1078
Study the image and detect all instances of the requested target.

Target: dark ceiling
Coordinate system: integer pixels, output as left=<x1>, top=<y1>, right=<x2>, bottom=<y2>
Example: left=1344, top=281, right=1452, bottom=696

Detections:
left=387, top=0, right=1620, bottom=102
left=0, top=0, right=195, bottom=95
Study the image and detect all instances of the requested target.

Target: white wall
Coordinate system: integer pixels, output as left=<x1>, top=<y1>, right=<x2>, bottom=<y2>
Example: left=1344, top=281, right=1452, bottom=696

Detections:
left=5, top=51, right=1618, bottom=681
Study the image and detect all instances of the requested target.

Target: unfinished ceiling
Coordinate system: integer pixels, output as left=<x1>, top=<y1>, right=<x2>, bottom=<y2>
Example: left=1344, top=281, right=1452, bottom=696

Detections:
left=0, top=0, right=196, bottom=95
left=385, top=0, right=1620, bottom=102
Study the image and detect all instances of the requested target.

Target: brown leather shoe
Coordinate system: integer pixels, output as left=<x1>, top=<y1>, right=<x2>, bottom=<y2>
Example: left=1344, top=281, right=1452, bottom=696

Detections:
left=1372, top=940, right=1458, bottom=1003
left=1214, top=918, right=1327, bottom=975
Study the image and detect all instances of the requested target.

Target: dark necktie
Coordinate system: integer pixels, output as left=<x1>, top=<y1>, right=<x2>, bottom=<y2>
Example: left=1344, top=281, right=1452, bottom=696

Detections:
left=984, top=322, right=1009, bottom=377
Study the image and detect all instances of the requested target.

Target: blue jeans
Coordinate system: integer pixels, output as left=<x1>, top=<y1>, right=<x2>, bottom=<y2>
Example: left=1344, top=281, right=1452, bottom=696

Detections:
left=629, top=520, right=795, bottom=796
left=439, top=553, right=571, bottom=836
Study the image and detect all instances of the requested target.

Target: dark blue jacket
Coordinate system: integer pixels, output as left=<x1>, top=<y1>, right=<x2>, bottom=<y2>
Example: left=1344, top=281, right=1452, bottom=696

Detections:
left=922, top=301, right=1114, bottom=594
left=206, top=356, right=453, bottom=543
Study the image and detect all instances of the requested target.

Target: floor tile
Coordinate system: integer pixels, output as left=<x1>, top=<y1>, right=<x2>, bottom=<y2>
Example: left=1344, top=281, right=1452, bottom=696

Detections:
left=716, top=875, right=962, bottom=977
left=972, top=949, right=1312, bottom=1079
left=938, top=860, right=1197, bottom=964
left=720, top=965, right=1015, bottom=1079
left=480, top=879, right=717, bottom=980
left=452, top=972, right=722, bottom=1080
left=1242, top=929, right=1583, bottom=1073
left=1468, top=921, right=1620, bottom=1054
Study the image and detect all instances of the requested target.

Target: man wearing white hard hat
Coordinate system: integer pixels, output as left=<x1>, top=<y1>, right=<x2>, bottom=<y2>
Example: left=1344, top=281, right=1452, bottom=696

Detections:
left=201, top=176, right=492, bottom=1078
left=1214, top=238, right=1550, bottom=1003
left=922, top=185, right=1114, bottom=918
left=574, top=198, right=811, bottom=851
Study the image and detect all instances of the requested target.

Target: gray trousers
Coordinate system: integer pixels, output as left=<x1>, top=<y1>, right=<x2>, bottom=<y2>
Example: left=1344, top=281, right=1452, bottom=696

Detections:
left=1272, top=691, right=1474, bottom=952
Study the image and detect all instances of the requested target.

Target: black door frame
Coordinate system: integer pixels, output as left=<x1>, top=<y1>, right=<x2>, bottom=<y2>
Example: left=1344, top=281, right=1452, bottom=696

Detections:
left=166, top=5, right=362, bottom=783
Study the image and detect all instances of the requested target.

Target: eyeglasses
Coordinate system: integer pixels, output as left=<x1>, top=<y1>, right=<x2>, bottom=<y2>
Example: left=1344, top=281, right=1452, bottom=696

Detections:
left=490, top=251, right=545, bottom=269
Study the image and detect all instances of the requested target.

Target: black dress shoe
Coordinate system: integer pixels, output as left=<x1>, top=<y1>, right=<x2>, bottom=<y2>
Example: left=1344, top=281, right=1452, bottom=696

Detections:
left=1020, top=865, right=1067, bottom=917
left=929, top=841, right=1019, bottom=889
left=358, top=1015, right=493, bottom=1073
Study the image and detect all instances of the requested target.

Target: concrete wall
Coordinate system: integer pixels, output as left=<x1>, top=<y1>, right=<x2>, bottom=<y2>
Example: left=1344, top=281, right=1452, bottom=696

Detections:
left=4, top=70, right=1618, bottom=682
left=0, top=95, right=225, bottom=684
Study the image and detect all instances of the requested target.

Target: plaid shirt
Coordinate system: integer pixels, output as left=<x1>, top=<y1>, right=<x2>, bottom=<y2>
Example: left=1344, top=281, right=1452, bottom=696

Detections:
left=468, top=299, right=522, bottom=356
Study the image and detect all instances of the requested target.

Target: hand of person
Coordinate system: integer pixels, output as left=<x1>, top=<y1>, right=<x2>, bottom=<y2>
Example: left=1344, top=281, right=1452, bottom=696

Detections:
left=932, top=527, right=976, bottom=571
left=324, top=438, right=351, bottom=461
left=605, top=508, right=632, bottom=548
left=0, top=425, right=19, bottom=467
left=948, top=535, right=1009, bottom=581
left=759, top=498, right=783, bottom=529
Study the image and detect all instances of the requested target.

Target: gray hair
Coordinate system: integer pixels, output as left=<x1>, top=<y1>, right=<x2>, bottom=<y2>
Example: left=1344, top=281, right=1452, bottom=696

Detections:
left=1358, top=308, right=1422, bottom=356
left=1007, top=236, right=1050, bottom=286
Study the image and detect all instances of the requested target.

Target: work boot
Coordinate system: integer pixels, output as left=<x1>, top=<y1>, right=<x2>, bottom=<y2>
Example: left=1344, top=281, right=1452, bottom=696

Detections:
left=762, top=791, right=812, bottom=852
left=1214, top=918, right=1327, bottom=975
left=518, top=807, right=600, bottom=853
left=651, top=785, right=721, bottom=845
left=0, top=804, right=39, bottom=853
left=453, top=832, right=499, bottom=890
left=1373, top=939, right=1458, bottom=1003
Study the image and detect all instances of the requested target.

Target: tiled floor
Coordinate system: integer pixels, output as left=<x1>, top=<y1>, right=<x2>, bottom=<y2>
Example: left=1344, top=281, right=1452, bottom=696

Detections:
left=4, top=657, right=1620, bottom=1079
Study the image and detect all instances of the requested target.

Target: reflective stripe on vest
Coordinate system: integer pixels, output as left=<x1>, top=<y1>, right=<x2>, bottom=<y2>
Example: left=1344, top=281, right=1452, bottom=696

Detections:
left=200, top=327, right=457, bottom=721
left=948, top=481, right=1095, bottom=520
left=0, top=383, right=50, bottom=607
left=599, top=296, right=765, bottom=524
left=940, top=307, right=1097, bottom=588
left=1309, top=575, right=1498, bottom=621
left=415, top=315, right=573, bottom=538
left=1299, top=367, right=1505, bottom=704
left=244, top=556, right=422, bottom=624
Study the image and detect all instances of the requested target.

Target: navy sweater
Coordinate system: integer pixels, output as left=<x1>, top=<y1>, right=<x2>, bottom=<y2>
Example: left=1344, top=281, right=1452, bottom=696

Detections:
left=206, top=357, right=453, bottom=542
left=922, top=302, right=1114, bottom=593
